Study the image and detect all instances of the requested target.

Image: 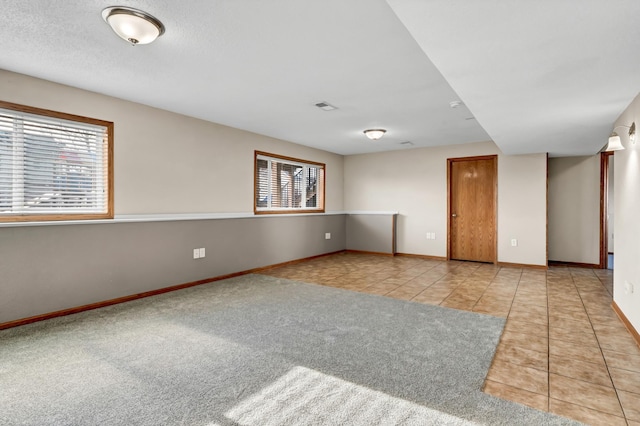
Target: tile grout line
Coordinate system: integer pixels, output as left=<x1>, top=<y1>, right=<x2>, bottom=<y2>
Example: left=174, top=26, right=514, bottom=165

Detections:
left=546, top=267, right=551, bottom=412
left=468, top=265, right=502, bottom=312
left=568, top=267, right=629, bottom=424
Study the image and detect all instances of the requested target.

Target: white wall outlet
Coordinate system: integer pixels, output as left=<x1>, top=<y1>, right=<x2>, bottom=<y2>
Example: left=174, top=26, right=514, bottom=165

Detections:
left=325, top=233, right=331, bottom=240
left=511, top=239, right=518, bottom=247
left=625, top=281, right=634, bottom=294
left=199, top=247, right=205, bottom=258
left=193, top=248, right=200, bottom=259
left=432, top=232, right=436, bottom=240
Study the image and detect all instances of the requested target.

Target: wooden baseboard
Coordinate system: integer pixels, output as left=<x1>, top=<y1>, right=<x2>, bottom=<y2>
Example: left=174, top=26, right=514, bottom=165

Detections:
left=612, top=301, right=640, bottom=350
left=0, top=250, right=344, bottom=331
left=548, top=260, right=600, bottom=269
left=344, top=249, right=395, bottom=256
left=395, top=252, right=447, bottom=261
left=497, top=261, right=548, bottom=270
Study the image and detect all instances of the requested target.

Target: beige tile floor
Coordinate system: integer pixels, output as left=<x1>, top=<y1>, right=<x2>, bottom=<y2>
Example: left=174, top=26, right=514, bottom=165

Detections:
left=260, top=251, right=640, bottom=426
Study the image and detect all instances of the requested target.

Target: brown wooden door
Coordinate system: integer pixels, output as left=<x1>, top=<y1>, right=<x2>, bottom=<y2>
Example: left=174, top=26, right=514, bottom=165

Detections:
left=448, top=156, right=497, bottom=263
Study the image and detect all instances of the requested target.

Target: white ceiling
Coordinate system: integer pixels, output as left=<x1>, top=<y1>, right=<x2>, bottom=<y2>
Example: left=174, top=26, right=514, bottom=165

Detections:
left=0, top=1, right=638, bottom=156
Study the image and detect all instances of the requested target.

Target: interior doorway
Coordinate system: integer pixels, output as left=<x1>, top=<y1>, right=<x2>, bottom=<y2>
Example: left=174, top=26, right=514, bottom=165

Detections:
left=600, top=152, right=614, bottom=269
left=447, top=155, right=497, bottom=263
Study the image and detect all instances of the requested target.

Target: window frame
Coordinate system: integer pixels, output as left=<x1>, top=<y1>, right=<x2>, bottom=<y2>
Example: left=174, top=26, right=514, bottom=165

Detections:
left=254, top=150, right=325, bottom=215
left=0, top=100, right=114, bottom=223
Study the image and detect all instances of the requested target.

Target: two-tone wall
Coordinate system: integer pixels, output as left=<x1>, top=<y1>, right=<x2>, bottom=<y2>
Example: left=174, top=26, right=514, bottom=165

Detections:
left=0, top=70, right=347, bottom=324
left=343, top=141, right=548, bottom=266
left=1, top=69, right=554, bottom=327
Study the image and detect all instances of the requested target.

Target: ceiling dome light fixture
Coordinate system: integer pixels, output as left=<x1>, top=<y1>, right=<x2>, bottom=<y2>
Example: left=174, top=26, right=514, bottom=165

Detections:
left=363, top=129, right=386, bottom=140
left=102, top=6, right=165, bottom=45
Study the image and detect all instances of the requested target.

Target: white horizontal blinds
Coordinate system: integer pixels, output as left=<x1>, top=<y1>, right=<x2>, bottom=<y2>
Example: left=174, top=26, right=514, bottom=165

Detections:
left=256, top=153, right=324, bottom=211
left=0, top=108, right=109, bottom=215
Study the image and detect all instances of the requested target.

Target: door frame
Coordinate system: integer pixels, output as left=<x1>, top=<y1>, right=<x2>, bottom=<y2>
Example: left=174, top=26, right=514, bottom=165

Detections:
left=446, top=155, right=498, bottom=263
left=599, top=151, right=613, bottom=269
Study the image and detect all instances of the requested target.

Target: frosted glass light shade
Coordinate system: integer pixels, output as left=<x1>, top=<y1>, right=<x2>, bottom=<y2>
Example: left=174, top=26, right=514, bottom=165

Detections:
left=364, top=129, right=386, bottom=140
left=605, top=133, right=625, bottom=151
left=102, top=7, right=165, bottom=45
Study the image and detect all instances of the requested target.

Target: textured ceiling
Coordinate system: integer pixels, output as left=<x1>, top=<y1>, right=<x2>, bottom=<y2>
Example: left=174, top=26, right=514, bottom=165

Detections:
left=388, top=0, right=640, bottom=156
left=0, top=1, right=638, bottom=156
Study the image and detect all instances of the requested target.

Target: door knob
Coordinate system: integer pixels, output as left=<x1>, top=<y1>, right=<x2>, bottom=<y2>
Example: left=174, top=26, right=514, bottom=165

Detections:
left=452, top=213, right=457, bottom=217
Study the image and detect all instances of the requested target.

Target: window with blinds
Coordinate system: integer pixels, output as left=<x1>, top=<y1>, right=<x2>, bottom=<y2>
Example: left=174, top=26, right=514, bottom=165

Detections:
left=255, top=151, right=325, bottom=214
left=0, top=101, right=113, bottom=222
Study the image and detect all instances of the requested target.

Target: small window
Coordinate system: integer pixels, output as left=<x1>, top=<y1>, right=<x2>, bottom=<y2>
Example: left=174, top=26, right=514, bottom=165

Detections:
left=255, top=151, right=325, bottom=214
left=0, top=101, right=113, bottom=222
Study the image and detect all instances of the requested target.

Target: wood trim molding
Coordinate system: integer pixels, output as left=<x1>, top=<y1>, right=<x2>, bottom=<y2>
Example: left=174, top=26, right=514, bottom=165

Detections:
left=0, top=100, right=115, bottom=223
left=548, top=260, right=600, bottom=269
left=546, top=152, right=549, bottom=267
left=497, top=261, right=548, bottom=270
left=254, top=150, right=326, bottom=215
left=395, top=253, right=447, bottom=261
left=345, top=249, right=394, bottom=257
left=0, top=250, right=344, bottom=331
left=612, top=301, right=640, bottom=349
left=255, top=150, right=326, bottom=167
left=599, top=152, right=613, bottom=269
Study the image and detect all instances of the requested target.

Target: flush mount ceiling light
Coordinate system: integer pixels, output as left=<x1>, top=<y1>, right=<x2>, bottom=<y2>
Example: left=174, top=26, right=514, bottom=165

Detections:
left=363, top=129, right=386, bottom=140
left=605, top=122, right=636, bottom=151
left=102, top=6, right=165, bottom=45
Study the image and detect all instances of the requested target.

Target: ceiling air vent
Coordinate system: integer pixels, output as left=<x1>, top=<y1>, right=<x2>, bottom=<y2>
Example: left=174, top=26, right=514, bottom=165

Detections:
left=399, top=141, right=414, bottom=146
left=315, top=102, right=337, bottom=111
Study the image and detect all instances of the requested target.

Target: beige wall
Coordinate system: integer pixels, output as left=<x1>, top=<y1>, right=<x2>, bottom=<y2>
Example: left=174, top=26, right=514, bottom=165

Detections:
left=0, top=70, right=344, bottom=214
left=497, top=154, right=548, bottom=266
left=343, top=141, right=548, bottom=266
left=612, top=92, right=640, bottom=334
left=548, top=156, right=600, bottom=264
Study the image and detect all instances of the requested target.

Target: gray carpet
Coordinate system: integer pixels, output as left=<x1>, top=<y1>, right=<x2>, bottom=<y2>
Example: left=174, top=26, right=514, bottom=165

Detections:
left=0, top=274, right=581, bottom=425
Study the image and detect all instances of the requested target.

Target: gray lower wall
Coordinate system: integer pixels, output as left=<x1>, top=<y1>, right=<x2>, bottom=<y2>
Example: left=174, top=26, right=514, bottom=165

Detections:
left=346, top=214, right=396, bottom=254
left=0, top=215, right=346, bottom=324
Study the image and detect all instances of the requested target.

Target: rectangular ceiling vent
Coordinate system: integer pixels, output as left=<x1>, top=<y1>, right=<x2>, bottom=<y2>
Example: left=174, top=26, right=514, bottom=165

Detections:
left=399, top=141, right=414, bottom=146
left=315, top=102, right=337, bottom=111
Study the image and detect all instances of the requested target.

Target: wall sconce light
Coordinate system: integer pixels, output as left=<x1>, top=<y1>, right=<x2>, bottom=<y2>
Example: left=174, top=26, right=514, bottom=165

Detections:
left=363, top=129, right=387, bottom=140
left=102, top=6, right=165, bottom=45
left=605, top=122, right=636, bottom=151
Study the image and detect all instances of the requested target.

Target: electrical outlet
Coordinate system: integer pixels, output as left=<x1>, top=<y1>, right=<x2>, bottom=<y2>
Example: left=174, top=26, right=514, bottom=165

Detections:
left=511, top=239, right=518, bottom=247
left=432, top=232, right=436, bottom=240
left=193, top=248, right=200, bottom=259
left=199, top=247, right=205, bottom=258
left=625, top=281, right=634, bottom=294
left=325, top=233, right=331, bottom=240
